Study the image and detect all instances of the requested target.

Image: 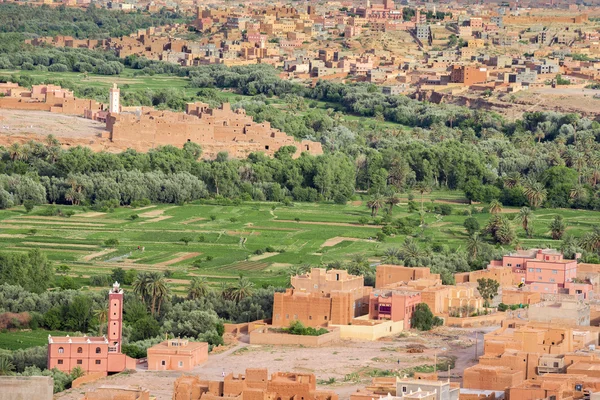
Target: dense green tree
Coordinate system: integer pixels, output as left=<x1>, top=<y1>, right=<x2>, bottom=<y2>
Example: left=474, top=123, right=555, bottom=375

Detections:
left=411, top=303, right=442, bottom=331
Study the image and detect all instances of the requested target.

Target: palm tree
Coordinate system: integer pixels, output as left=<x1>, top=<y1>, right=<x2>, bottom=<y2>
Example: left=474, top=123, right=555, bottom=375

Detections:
left=94, top=304, right=108, bottom=335
left=132, top=272, right=152, bottom=305
left=570, top=184, right=588, bottom=203
left=219, top=282, right=232, bottom=300
left=188, top=277, right=210, bottom=300
left=385, top=193, right=401, bottom=216
left=579, top=227, right=600, bottom=253
left=401, top=238, right=422, bottom=266
left=8, top=143, right=22, bottom=161
left=549, top=215, right=566, bottom=240
left=414, top=182, right=431, bottom=212
left=146, top=272, right=168, bottom=316
left=367, top=194, right=385, bottom=218
left=569, top=151, right=586, bottom=184
left=523, top=180, right=547, bottom=209
left=518, top=207, right=534, bottom=238
left=0, top=357, right=15, bottom=376
left=230, top=276, right=255, bottom=302
left=503, top=172, right=521, bottom=189
left=466, top=234, right=484, bottom=260
left=489, top=200, right=503, bottom=214
left=382, top=247, right=402, bottom=265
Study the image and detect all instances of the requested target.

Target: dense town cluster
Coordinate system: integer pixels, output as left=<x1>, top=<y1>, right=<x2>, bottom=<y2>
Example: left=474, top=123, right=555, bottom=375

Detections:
left=3, top=0, right=600, bottom=400
left=23, top=1, right=600, bottom=98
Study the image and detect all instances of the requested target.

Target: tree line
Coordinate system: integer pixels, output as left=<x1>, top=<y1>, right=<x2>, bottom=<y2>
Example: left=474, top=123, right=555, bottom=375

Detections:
left=0, top=4, right=187, bottom=39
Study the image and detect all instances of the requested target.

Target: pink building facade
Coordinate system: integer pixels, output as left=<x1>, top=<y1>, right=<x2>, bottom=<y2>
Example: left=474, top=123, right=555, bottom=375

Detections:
left=47, top=283, right=136, bottom=375
left=499, top=249, right=579, bottom=294
left=369, top=290, right=421, bottom=329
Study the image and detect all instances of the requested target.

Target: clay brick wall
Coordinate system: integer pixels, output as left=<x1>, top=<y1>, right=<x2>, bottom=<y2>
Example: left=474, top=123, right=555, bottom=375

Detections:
left=375, top=265, right=439, bottom=288
left=108, top=103, right=323, bottom=159
left=248, top=327, right=340, bottom=346
left=272, top=290, right=332, bottom=328
left=462, top=365, right=524, bottom=390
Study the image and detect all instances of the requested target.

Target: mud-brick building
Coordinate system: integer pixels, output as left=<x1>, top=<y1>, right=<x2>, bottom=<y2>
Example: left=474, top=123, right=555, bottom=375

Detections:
left=173, top=368, right=337, bottom=400
left=106, top=101, right=323, bottom=158
left=272, top=268, right=372, bottom=328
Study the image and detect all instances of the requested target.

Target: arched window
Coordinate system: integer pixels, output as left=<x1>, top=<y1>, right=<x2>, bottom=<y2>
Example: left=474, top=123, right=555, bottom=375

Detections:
left=58, top=347, right=64, bottom=354
left=77, top=347, right=83, bottom=353
left=96, top=347, right=101, bottom=354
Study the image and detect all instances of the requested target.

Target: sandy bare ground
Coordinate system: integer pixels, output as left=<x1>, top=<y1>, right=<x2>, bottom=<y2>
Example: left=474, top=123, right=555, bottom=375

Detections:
left=320, top=237, right=375, bottom=248
left=82, top=248, right=116, bottom=261
left=54, top=326, right=494, bottom=400
left=0, top=109, right=105, bottom=139
left=275, top=220, right=382, bottom=229
left=77, top=212, right=107, bottom=218
left=21, top=241, right=98, bottom=249
left=139, top=209, right=166, bottom=218
left=247, top=252, right=278, bottom=261
left=0, top=233, right=26, bottom=238
left=3, top=219, right=105, bottom=227
left=157, top=252, right=201, bottom=267
left=139, top=216, right=173, bottom=224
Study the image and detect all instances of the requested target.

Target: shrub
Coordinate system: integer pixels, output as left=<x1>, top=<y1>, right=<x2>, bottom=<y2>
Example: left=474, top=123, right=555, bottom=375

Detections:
left=358, top=216, right=369, bottom=225
left=285, top=321, right=328, bottom=336
left=129, top=214, right=139, bottom=220
left=23, top=200, right=35, bottom=213
left=435, top=204, right=452, bottom=215
left=104, top=238, right=119, bottom=247
left=497, top=303, right=508, bottom=312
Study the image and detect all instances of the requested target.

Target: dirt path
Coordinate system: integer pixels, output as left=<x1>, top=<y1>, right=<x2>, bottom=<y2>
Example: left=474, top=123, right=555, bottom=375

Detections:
left=247, top=252, right=278, bottom=261
left=274, top=220, right=382, bottom=228
left=320, top=237, right=375, bottom=248
left=82, top=248, right=115, bottom=261
left=22, top=241, right=98, bottom=249
left=77, top=212, right=107, bottom=218
left=140, top=216, right=173, bottom=224
left=156, top=252, right=201, bottom=267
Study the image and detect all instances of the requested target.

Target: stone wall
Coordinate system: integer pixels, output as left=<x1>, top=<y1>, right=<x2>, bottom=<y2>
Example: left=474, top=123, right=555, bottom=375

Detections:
left=0, top=376, right=53, bottom=400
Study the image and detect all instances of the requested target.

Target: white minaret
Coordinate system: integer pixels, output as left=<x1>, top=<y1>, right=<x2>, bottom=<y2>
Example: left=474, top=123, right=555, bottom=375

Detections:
left=109, top=83, right=120, bottom=114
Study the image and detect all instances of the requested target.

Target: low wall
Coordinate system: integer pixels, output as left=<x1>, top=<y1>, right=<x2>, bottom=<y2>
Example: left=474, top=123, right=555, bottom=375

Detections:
left=72, top=372, right=107, bottom=388
left=331, top=320, right=404, bottom=341
left=223, top=319, right=270, bottom=335
left=0, top=376, right=53, bottom=400
left=249, top=327, right=340, bottom=346
left=445, top=312, right=506, bottom=328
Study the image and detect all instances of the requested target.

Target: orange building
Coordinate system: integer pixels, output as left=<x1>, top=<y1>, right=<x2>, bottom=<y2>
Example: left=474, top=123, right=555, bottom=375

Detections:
left=272, top=269, right=371, bottom=328
left=147, top=338, right=208, bottom=371
left=449, top=66, right=488, bottom=86
left=173, top=368, right=337, bottom=400
left=47, top=282, right=136, bottom=375
left=375, top=265, right=440, bottom=289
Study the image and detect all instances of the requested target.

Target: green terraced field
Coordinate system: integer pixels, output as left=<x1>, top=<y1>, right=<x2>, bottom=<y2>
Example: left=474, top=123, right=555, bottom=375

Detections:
left=1, top=192, right=599, bottom=295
